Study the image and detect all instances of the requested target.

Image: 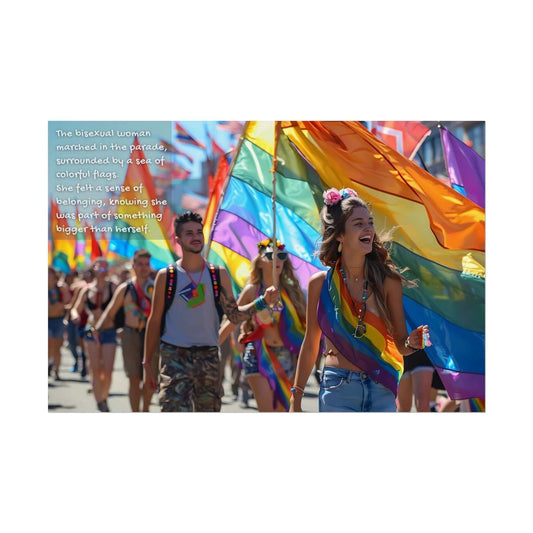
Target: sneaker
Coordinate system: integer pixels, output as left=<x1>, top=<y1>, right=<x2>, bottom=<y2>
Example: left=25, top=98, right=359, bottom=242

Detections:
left=97, top=400, right=109, bottom=412
left=70, top=363, right=79, bottom=373
left=54, top=371, right=61, bottom=381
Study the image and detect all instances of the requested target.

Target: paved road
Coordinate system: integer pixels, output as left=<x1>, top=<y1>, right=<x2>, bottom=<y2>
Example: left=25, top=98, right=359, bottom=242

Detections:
left=48, top=343, right=320, bottom=413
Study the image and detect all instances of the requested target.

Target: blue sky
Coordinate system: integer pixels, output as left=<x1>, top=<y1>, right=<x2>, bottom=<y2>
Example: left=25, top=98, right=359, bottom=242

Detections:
left=48, top=120, right=238, bottom=220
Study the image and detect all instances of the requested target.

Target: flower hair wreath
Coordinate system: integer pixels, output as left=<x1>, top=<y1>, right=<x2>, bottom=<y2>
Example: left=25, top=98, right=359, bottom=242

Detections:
left=322, top=187, right=358, bottom=206
left=257, top=238, right=285, bottom=251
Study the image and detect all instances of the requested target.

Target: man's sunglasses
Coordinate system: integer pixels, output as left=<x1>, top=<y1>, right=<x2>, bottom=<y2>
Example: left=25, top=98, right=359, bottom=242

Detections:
left=264, top=251, right=288, bottom=261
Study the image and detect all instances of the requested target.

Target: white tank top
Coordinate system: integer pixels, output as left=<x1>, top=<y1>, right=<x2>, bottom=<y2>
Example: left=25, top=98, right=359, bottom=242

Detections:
left=161, top=262, right=220, bottom=347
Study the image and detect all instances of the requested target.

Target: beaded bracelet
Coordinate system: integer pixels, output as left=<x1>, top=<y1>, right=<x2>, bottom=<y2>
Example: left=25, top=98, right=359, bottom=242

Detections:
left=290, top=385, right=305, bottom=396
left=254, top=295, right=268, bottom=311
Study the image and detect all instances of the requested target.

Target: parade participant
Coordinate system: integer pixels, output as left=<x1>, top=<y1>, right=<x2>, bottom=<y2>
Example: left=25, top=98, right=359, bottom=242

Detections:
left=219, top=238, right=306, bottom=412
left=142, top=211, right=279, bottom=412
left=95, top=249, right=158, bottom=412
left=48, top=267, right=71, bottom=380
left=397, top=349, right=435, bottom=412
left=62, top=271, right=82, bottom=374
left=71, top=257, right=117, bottom=412
left=290, top=187, right=430, bottom=412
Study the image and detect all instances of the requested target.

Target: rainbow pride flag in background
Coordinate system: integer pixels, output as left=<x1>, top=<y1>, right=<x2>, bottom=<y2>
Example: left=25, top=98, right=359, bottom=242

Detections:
left=50, top=199, right=76, bottom=274
left=207, top=121, right=485, bottom=401
left=108, top=138, right=177, bottom=270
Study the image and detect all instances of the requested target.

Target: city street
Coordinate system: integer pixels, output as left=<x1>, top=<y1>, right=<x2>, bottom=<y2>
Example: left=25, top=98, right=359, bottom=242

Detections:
left=48, top=343, right=320, bottom=413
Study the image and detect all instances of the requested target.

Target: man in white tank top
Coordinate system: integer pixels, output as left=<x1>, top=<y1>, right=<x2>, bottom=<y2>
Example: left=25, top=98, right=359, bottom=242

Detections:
left=142, top=211, right=279, bottom=412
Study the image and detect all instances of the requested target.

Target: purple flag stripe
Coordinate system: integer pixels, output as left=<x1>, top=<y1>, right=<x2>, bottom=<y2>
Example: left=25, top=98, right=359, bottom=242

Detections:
left=213, top=209, right=323, bottom=290
left=441, top=127, right=485, bottom=208
left=435, top=366, right=485, bottom=400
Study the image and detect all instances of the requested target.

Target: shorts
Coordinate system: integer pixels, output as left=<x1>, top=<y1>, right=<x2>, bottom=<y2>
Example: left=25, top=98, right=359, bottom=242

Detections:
left=121, top=327, right=159, bottom=379
left=431, top=369, right=445, bottom=390
left=402, top=349, right=434, bottom=378
left=158, top=342, right=221, bottom=412
left=85, top=328, right=117, bottom=344
left=319, top=366, right=397, bottom=412
left=243, top=342, right=294, bottom=378
left=48, top=317, right=65, bottom=339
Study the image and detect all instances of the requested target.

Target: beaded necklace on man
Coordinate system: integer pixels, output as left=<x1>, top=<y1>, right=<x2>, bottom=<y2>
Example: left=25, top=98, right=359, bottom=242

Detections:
left=339, top=266, right=368, bottom=338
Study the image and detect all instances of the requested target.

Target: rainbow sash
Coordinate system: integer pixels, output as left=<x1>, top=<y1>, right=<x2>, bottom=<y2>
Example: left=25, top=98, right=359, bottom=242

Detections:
left=254, top=287, right=306, bottom=410
left=317, top=263, right=404, bottom=396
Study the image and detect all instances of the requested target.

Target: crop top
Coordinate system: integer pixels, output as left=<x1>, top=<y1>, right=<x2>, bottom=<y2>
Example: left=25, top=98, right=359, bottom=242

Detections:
left=87, top=282, right=114, bottom=311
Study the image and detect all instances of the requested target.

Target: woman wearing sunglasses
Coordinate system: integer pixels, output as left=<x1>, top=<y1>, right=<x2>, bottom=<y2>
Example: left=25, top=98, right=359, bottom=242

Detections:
left=219, top=239, right=306, bottom=411
left=71, top=257, right=118, bottom=412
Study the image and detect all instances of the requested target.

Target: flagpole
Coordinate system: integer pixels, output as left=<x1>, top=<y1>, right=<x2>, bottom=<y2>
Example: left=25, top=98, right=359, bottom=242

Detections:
left=205, top=122, right=249, bottom=257
left=270, top=121, right=281, bottom=291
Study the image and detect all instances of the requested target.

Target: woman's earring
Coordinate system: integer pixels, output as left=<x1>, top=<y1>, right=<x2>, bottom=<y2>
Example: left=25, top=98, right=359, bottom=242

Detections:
left=338, top=242, right=343, bottom=253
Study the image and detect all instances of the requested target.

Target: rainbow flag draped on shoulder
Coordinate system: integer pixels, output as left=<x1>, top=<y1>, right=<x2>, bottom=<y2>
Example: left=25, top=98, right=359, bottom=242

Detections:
left=318, top=263, right=404, bottom=395
left=253, top=287, right=306, bottom=410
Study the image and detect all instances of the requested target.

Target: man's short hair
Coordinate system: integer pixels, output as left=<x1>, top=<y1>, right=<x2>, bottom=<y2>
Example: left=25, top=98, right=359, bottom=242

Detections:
left=174, top=210, right=203, bottom=237
left=133, top=249, right=151, bottom=262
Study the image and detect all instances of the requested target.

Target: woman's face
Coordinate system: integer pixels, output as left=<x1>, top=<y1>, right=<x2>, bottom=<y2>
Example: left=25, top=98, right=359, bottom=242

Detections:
left=93, top=260, right=109, bottom=278
left=259, top=246, right=286, bottom=274
left=339, top=206, right=375, bottom=254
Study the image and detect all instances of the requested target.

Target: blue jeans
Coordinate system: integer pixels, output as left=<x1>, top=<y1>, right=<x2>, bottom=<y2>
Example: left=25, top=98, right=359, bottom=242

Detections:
left=319, top=366, right=397, bottom=412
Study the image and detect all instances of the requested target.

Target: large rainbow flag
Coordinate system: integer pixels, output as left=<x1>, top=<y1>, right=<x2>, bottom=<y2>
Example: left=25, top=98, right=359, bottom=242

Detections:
left=108, top=138, right=177, bottom=270
left=207, top=121, right=485, bottom=401
left=207, top=122, right=325, bottom=296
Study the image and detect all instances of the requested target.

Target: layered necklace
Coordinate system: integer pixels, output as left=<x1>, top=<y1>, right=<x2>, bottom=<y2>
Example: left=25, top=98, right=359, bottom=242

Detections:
left=339, top=265, right=368, bottom=339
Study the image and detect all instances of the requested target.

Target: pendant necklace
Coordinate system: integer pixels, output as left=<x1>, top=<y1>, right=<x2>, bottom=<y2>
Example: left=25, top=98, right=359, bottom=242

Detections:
left=183, top=260, right=206, bottom=307
left=339, top=266, right=368, bottom=338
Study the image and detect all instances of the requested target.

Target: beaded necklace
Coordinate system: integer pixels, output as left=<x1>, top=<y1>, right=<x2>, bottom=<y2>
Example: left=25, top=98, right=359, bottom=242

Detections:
left=339, top=266, right=368, bottom=338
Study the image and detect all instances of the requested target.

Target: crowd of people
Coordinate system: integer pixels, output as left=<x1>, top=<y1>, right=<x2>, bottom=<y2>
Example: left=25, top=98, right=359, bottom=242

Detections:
left=49, top=188, right=469, bottom=413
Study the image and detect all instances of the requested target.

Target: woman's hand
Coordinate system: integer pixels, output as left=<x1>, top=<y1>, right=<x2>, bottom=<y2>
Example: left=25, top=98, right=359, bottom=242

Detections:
left=263, top=285, right=280, bottom=307
left=408, top=325, right=431, bottom=350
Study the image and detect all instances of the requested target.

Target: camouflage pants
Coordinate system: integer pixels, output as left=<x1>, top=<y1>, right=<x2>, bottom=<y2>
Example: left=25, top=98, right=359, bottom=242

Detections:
left=158, top=342, right=222, bottom=412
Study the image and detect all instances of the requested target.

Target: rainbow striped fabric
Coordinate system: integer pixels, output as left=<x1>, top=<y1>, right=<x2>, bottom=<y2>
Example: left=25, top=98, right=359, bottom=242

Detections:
left=207, top=121, right=485, bottom=401
left=253, top=288, right=306, bottom=410
left=281, top=121, right=485, bottom=401
left=108, top=138, right=177, bottom=270
left=207, top=122, right=324, bottom=295
left=317, top=263, right=404, bottom=395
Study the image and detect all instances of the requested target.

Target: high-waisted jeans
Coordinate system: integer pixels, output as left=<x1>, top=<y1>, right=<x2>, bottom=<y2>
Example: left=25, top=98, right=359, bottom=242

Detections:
left=319, top=366, right=397, bottom=412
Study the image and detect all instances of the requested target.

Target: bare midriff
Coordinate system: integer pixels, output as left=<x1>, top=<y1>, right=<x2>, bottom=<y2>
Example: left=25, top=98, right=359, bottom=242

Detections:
left=323, top=338, right=363, bottom=372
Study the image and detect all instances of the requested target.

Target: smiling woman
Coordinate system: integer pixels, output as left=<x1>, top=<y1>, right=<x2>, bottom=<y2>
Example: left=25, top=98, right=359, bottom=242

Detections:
left=290, top=187, right=430, bottom=413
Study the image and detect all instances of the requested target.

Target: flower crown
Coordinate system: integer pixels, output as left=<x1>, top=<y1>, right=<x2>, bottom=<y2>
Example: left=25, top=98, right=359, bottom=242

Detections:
left=323, top=187, right=358, bottom=206
left=257, top=238, right=285, bottom=250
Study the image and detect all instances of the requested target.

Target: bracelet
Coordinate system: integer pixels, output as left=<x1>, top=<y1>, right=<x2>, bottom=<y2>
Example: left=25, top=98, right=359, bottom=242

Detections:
left=404, top=337, right=417, bottom=352
left=253, top=295, right=268, bottom=311
left=290, top=385, right=305, bottom=396
left=141, top=360, right=150, bottom=365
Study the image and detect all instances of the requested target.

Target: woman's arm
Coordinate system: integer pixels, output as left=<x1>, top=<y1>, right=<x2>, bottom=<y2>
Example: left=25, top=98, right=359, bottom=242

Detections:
left=289, top=271, right=326, bottom=412
left=385, top=275, right=428, bottom=355
left=218, top=283, right=256, bottom=345
left=218, top=268, right=279, bottom=324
